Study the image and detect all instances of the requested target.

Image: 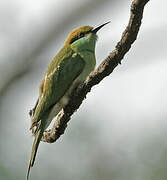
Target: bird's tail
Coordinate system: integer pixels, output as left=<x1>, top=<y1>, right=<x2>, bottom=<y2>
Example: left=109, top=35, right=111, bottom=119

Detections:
left=27, top=122, right=44, bottom=180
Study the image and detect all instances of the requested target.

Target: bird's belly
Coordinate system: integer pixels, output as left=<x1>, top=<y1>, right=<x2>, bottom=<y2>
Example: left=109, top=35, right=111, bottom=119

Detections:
left=44, top=103, right=62, bottom=129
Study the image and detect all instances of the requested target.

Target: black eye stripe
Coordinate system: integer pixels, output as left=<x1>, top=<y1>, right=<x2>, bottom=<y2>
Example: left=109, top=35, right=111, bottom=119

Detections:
left=70, top=37, right=79, bottom=44
left=78, top=33, right=84, bottom=38
left=70, top=30, right=92, bottom=44
left=70, top=33, right=85, bottom=44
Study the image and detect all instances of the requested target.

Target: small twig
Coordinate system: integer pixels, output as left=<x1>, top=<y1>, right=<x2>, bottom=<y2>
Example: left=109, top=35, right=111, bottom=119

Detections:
left=41, top=0, right=150, bottom=143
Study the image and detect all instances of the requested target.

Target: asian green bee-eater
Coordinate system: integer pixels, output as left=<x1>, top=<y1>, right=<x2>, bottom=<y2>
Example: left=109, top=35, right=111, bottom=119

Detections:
left=27, top=22, right=110, bottom=180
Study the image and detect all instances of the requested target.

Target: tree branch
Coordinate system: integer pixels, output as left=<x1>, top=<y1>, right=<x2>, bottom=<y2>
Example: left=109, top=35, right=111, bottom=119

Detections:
left=41, top=0, right=150, bottom=143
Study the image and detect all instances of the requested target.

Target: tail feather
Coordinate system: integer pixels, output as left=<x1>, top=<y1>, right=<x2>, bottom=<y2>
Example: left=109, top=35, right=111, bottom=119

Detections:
left=27, top=124, right=44, bottom=180
left=27, top=164, right=31, bottom=180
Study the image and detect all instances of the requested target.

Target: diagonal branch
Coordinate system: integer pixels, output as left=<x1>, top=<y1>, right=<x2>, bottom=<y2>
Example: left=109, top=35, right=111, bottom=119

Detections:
left=41, top=0, right=150, bottom=143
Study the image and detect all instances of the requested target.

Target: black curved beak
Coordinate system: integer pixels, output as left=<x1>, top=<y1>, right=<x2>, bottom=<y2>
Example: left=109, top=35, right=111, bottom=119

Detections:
left=92, top=21, right=110, bottom=33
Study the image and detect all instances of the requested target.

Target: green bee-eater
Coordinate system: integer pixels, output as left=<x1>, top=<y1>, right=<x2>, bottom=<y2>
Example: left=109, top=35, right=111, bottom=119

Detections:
left=27, top=22, right=110, bottom=180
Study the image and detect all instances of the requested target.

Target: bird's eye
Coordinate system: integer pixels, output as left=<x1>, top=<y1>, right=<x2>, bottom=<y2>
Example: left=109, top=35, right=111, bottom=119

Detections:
left=78, top=33, right=85, bottom=38
left=70, top=33, right=85, bottom=44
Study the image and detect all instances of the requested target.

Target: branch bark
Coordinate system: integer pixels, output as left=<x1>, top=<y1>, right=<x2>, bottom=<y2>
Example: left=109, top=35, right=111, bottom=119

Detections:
left=41, top=0, right=150, bottom=143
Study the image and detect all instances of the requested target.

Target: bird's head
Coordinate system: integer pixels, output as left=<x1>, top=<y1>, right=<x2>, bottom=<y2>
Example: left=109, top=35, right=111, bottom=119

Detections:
left=65, top=22, right=110, bottom=52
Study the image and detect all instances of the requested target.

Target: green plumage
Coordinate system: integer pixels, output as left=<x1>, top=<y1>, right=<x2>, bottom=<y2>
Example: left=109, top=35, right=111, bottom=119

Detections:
left=31, top=47, right=85, bottom=127
left=27, top=23, right=107, bottom=180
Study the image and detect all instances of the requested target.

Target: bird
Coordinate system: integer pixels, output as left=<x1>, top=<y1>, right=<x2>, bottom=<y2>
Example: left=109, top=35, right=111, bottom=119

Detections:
left=27, top=22, right=110, bottom=180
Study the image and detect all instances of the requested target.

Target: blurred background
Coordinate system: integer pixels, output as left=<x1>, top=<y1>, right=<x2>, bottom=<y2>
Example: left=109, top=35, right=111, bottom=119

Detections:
left=0, top=0, right=167, bottom=179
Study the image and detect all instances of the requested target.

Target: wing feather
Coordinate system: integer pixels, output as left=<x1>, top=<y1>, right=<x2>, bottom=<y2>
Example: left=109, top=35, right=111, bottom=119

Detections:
left=30, top=46, right=85, bottom=127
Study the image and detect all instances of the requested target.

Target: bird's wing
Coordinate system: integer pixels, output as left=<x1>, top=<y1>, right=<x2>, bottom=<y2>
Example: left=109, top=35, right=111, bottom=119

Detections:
left=30, top=46, right=85, bottom=128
